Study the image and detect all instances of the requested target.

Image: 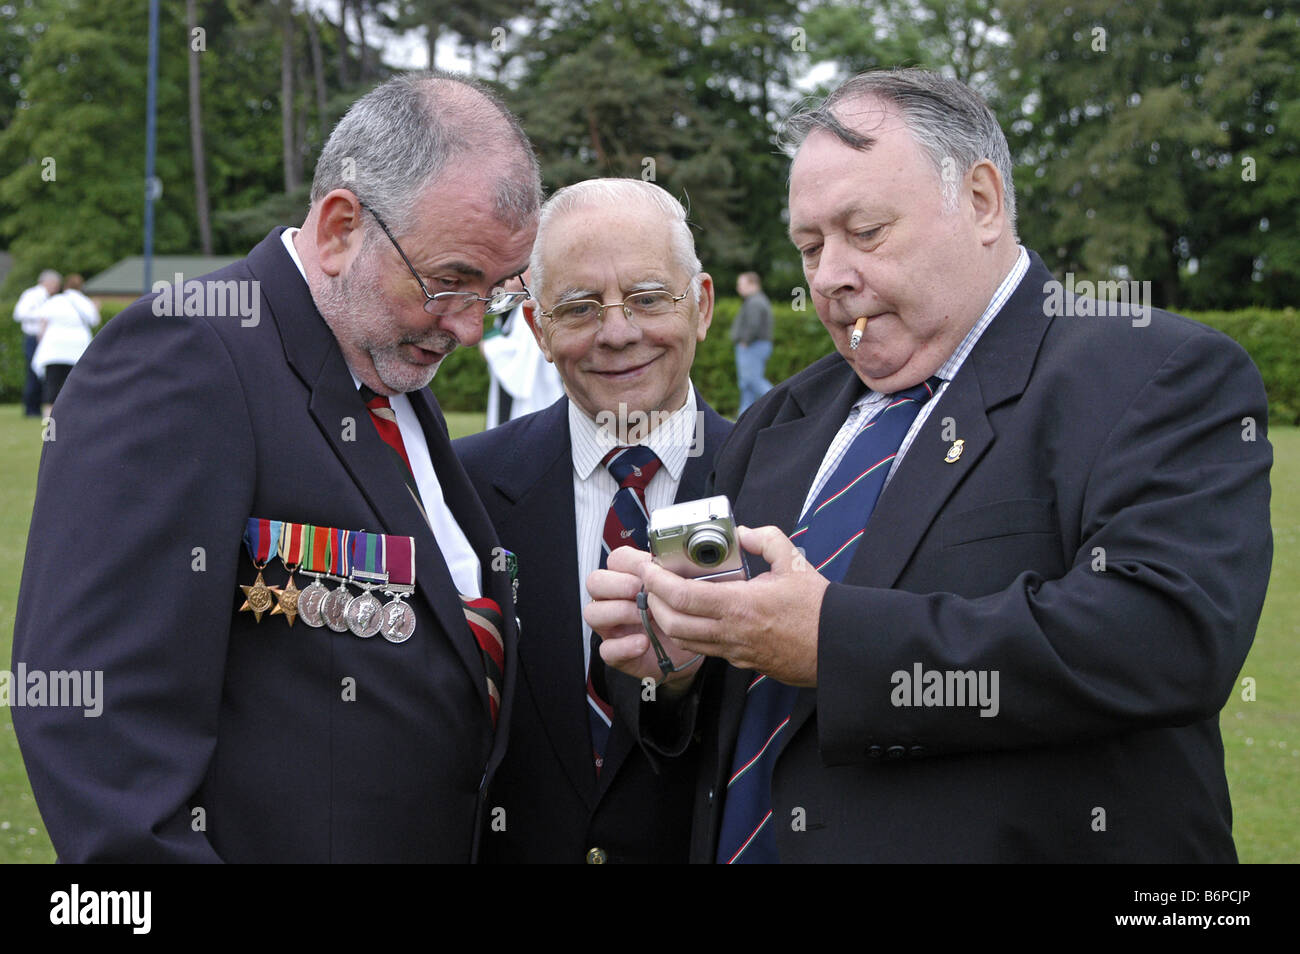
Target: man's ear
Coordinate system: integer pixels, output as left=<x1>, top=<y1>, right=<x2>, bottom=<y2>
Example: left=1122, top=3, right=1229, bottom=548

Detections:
left=314, top=190, right=366, bottom=277
left=967, top=159, right=1007, bottom=246
left=694, top=273, right=715, bottom=340
left=523, top=300, right=554, bottom=362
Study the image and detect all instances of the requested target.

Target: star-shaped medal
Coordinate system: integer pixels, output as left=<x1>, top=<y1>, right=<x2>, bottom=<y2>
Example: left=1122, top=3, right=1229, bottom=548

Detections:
left=270, top=574, right=301, bottom=626
left=239, top=570, right=276, bottom=623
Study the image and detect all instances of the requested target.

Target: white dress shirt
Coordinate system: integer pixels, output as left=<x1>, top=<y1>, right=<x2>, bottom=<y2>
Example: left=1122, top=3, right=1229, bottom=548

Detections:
left=800, top=247, right=1030, bottom=517
left=281, top=227, right=481, bottom=597
left=571, top=388, right=700, bottom=673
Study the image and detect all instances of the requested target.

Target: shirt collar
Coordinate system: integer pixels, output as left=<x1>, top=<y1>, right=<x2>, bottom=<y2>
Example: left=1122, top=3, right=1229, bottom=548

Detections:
left=570, top=386, right=699, bottom=483
left=281, top=227, right=308, bottom=281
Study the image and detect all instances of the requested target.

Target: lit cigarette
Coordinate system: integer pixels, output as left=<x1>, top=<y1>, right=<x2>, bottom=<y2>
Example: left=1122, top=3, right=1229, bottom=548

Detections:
left=850, top=316, right=868, bottom=350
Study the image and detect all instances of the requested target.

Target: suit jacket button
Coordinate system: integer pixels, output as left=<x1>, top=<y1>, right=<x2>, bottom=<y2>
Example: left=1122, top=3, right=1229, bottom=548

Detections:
left=586, top=847, right=607, bottom=865
left=886, top=746, right=906, bottom=760
left=867, top=745, right=883, bottom=759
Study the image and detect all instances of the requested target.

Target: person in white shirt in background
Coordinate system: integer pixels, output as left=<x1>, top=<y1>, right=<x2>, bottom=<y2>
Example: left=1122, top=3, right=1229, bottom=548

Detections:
left=32, top=273, right=100, bottom=416
left=481, top=269, right=564, bottom=428
left=13, top=269, right=61, bottom=417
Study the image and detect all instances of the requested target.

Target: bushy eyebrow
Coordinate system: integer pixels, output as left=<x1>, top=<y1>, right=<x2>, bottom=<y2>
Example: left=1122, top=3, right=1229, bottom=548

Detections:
left=551, top=277, right=672, bottom=303
left=423, top=260, right=484, bottom=280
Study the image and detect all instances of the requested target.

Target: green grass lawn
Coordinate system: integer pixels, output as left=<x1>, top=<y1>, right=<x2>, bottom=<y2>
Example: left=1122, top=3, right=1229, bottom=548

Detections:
left=0, top=409, right=1294, bottom=862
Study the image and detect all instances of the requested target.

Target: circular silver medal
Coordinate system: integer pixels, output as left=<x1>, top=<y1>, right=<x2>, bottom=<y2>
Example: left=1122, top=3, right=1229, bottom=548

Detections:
left=345, top=590, right=384, bottom=638
left=380, top=599, right=416, bottom=643
left=297, top=580, right=330, bottom=628
left=321, top=584, right=352, bottom=633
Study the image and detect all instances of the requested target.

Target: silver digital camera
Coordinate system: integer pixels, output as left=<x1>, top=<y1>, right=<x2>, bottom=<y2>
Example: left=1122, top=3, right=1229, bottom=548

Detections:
left=648, top=495, right=749, bottom=583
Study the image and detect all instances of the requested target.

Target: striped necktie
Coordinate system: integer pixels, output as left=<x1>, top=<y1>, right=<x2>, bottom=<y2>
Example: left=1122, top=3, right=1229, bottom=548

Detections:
left=356, top=384, right=504, bottom=728
left=359, top=384, right=427, bottom=517
left=588, top=445, right=663, bottom=774
left=716, top=376, right=942, bottom=863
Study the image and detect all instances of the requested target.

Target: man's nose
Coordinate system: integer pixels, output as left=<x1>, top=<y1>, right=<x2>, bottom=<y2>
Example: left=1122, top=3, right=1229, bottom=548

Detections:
left=593, top=302, right=642, bottom=348
left=438, top=306, right=483, bottom=348
left=810, top=236, right=863, bottom=301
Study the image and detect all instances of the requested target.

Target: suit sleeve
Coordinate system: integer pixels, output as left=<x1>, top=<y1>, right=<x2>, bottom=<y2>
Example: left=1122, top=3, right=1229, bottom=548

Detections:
left=11, top=302, right=256, bottom=861
left=815, top=330, right=1272, bottom=763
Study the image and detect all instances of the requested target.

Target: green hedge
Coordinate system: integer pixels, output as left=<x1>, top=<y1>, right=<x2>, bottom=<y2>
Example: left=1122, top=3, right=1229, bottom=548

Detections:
left=3, top=295, right=1295, bottom=425
left=1188, top=308, right=1300, bottom=426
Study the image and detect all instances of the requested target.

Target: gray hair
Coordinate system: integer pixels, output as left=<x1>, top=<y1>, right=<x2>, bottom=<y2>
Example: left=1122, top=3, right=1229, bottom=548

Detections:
left=38, top=269, right=61, bottom=286
left=530, top=178, right=703, bottom=303
left=311, top=71, right=542, bottom=238
left=783, top=68, right=1016, bottom=227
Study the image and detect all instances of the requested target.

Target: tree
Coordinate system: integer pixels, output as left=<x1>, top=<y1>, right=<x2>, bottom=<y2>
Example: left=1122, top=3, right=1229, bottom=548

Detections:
left=0, top=0, right=194, bottom=288
left=508, top=0, right=805, bottom=285
left=1180, top=6, right=1300, bottom=308
left=1000, top=0, right=1299, bottom=309
left=188, top=0, right=213, bottom=254
left=801, top=0, right=1009, bottom=92
left=280, top=0, right=302, bottom=193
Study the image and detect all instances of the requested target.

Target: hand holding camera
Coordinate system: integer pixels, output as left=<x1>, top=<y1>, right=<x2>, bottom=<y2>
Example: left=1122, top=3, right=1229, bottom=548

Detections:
left=585, top=496, right=829, bottom=690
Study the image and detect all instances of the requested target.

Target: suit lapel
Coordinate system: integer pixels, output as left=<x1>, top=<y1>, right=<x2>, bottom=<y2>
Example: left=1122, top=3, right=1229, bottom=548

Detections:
left=677, top=399, right=731, bottom=501
left=487, top=401, right=598, bottom=805
left=844, top=374, right=995, bottom=588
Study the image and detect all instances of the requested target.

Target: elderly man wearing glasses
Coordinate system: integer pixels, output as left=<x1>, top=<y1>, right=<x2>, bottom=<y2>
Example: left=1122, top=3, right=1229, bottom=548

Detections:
left=456, top=178, right=731, bottom=863
left=14, top=72, right=539, bottom=862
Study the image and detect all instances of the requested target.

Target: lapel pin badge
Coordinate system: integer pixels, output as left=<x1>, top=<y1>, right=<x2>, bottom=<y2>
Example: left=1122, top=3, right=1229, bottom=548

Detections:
left=945, top=439, right=965, bottom=464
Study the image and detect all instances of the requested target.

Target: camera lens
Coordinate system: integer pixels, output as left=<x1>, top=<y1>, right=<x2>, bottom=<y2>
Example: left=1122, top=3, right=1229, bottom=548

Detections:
left=687, top=527, right=729, bottom=567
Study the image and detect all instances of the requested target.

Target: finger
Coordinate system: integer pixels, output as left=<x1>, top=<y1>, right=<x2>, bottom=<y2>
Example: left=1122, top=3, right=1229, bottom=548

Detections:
left=739, top=524, right=812, bottom=574
left=640, top=561, right=729, bottom=622
left=583, top=593, right=645, bottom=634
left=665, top=633, right=735, bottom=664
left=606, top=545, right=653, bottom=575
left=642, top=589, right=726, bottom=644
left=598, top=633, right=650, bottom=668
left=586, top=567, right=643, bottom=602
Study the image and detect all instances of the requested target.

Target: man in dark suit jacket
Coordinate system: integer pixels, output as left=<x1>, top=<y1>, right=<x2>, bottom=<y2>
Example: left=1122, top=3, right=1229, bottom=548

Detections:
left=587, top=70, right=1272, bottom=862
left=456, top=178, right=731, bottom=863
left=11, top=73, right=540, bottom=862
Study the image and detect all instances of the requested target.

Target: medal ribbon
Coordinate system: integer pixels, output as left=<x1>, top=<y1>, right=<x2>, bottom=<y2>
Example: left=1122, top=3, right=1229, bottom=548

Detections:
left=330, top=528, right=352, bottom=579
left=350, top=531, right=386, bottom=585
left=279, top=522, right=307, bottom=569
left=243, top=518, right=282, bottom=567
left=385, top=535, right=415, bottom=589
left=299, top=524, right=326, bottom=575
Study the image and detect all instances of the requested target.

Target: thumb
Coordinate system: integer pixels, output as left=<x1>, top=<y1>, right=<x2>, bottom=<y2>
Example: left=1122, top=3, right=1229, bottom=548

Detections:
left=738, top=525, right=813, bottom=575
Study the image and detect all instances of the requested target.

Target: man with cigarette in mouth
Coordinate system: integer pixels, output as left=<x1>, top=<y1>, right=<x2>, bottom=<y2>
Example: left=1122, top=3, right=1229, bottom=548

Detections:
left=585, top=69, right=1272, bottom=862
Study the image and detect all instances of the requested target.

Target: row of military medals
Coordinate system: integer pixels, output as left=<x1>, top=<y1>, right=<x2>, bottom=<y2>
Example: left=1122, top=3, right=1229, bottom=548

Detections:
left=239, top=518, right=417, bottom=643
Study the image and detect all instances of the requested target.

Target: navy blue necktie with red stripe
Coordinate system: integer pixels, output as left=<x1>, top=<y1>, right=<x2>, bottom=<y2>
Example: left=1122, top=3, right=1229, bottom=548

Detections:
left=589, top=445, right=662, bottom=774
left=716, top=376, right=941, bottom=863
